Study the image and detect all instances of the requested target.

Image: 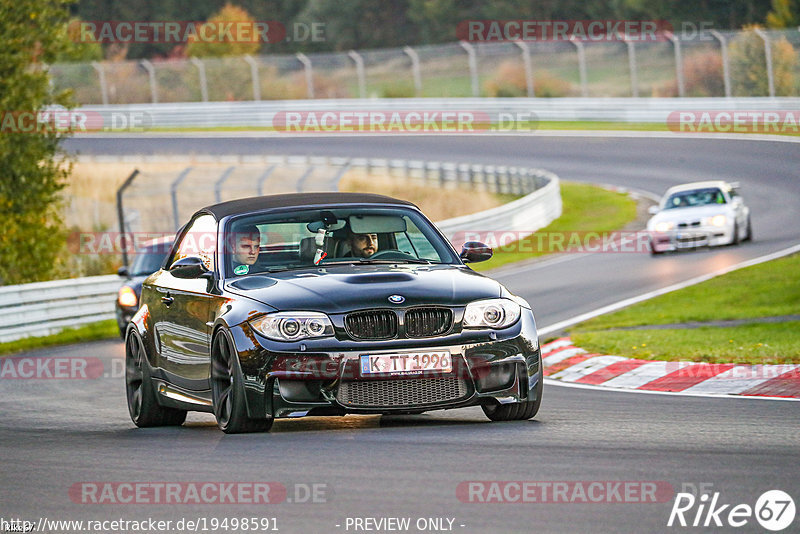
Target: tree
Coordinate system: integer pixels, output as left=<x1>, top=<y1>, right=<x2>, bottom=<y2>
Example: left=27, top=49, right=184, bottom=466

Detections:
left=186, top=3, right=261, bottom=57
left=767, top=0, right=800, bottom=27
left=0, top=0, right=75, bottom=285
left=729, top=26, right=797, bottom=96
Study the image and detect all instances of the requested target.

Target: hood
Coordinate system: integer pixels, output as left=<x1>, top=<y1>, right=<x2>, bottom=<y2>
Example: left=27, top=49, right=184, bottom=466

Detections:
left=224, top=264, right=502, bottom=313
left=648, top=205, right=733, bottom=227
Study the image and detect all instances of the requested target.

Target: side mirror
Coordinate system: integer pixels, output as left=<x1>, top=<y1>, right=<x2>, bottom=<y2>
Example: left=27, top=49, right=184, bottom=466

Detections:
left=170, top=256, right=211, bottom=279
left=117, top=266, right=130, bottom=277
left=648, top=205, right=660, bottom=215
left=460, top=241, right=493, bottom=263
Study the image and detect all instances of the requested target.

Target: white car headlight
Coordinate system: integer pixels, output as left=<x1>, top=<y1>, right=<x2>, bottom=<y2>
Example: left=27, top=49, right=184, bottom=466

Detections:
left=654, top=221, right=674, bottom=232
left=463, top=298, right=521, bottom=329
left=250, top=312, right=334, bottom=341
left=710, top=214, right=727, bottom=227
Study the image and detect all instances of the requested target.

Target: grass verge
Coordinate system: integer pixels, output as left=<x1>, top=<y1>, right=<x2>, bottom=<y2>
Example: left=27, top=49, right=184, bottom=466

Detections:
left=0, top=320, right=119, bottom=357
left=471, top=182, right=638, bottom=272
left=570, top=253, right=800, bottom=364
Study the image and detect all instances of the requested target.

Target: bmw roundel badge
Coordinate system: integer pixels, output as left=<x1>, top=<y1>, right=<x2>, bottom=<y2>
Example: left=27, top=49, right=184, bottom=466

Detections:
left=388, top=295, right=405, bottom=304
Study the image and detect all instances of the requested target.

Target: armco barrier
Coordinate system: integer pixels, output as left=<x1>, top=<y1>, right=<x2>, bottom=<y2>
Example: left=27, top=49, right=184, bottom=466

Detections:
left=0, top=161, right=560, bottom=344
left=72, top=97, right=800, bottom=129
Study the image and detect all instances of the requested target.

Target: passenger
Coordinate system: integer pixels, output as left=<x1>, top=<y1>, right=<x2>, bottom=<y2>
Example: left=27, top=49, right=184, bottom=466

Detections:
left=231, top=225, right=260, bottom=272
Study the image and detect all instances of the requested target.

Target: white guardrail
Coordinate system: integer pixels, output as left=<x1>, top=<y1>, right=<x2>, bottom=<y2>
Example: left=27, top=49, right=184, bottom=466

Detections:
left=74, top=97, right=800, bottom=129
left=0, top=162, right=561, bottom=344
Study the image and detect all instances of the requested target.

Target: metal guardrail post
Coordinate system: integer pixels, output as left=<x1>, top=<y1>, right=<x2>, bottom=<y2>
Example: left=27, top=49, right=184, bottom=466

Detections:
left=296, top=166, right=315, bottom=192
left=710, top=30, right=732, bottom=98
left=214, top=166, right=235, bottom=203
left=91, top=61, right=109, bottom=105
left=754, top=29, right=775, bottom=97
left=140, top=59, right=158, bottom=104
left=190, top=57, right=209, bottom=102
left=459, top=41, right=480, bottom=97
left=514, top=41, right=535, bottom=97
left=619, top=34, right=639, bottom=98
left=243, top=55, right=261, bottom=101
left=116, top=169, right=140, bottom=269
left=665, top=32, right=685, bottom=97
left=403, top=46, right=422, bottom=96
left=256, top=165, right=276, bottom=196
left=569, top=37, right=589, bottom=97
left=170, top=167, right=193, bottom=231
left=296, top=53, right=314, bottom=99
left=329, top=160, right=351, bottom=189
left=348, top=50, right=367, bottom=99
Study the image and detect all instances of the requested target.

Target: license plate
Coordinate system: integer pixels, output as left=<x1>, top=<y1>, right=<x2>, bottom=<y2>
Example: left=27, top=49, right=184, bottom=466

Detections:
left=360, top=351, right=452, bottom=375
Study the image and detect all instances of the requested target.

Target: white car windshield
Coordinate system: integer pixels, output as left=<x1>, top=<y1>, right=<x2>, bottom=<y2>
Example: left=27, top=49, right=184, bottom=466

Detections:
left=663, top=188, right=727, bottom=210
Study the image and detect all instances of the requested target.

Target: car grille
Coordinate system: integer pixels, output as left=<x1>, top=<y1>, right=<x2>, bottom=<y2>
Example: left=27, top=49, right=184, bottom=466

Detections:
left=336, top=377, right=469, bottom=408
left=405, top=308, right=452, bottom=337
left=345, top=310, right=398, bottom=340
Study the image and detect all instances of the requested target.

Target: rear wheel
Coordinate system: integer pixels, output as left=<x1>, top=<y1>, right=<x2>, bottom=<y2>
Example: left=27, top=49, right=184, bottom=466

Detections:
left=211, top=329, right=272, bottom=434
left=482, top=360, right=543, bottom=421
left=125, top=331, right=187, bottom=427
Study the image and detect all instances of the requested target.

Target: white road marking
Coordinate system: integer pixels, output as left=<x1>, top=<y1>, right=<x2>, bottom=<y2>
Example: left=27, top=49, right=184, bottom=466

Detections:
left=549, top=355, right=628, bottom=382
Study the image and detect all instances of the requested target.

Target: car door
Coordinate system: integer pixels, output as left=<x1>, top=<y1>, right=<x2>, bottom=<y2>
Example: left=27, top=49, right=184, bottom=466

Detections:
left=150, top=214, right=217, bottom=391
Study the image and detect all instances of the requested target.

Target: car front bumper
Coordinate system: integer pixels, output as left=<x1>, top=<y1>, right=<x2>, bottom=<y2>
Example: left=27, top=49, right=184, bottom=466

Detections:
left=650, top=225, right=733, bottom=252
left=228, top=310, right=541, bottom=419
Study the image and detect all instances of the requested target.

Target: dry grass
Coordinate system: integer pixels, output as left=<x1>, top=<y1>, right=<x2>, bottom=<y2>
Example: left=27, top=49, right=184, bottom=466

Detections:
left=338, top=170, right=509, bottom=221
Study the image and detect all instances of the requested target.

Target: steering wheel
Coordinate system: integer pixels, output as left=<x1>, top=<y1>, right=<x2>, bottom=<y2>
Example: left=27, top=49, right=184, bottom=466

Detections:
left=367, top=249, right=417, bottom=260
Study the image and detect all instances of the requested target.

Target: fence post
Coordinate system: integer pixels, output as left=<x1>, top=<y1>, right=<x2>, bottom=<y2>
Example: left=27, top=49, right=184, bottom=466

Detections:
left=514, top=41, right=535, bottom=97
left=330, top=160, right=352, bottom=190
left=754, top=28, right=775, bottom=97
left=619, top=34, right=639, bottom=97
left=710, top=30, right=732, bottom=98
left=214, top=166, right=235, bottom=203
left=403, top=46, right=422, bottom=96
left=170, top=167, right=193, bottom=231
left=348, top=50, right=367, bottom=98
left=296, top=53, right=314, bottom=99
left=243, top=55, right=261, bottom=101
left=296, top=166, right=315, bottom=192
left=91, top=61, right=109, bottom=105
left=140, top=59, right=158, bottom=104
left=116, top=169, right=139, bottom=269
left=665, top=32, right=685, bottom=97
left=256, top=165, right=277, bottom=196
left=459, top=41, right=480, bottom=97
left=189, top=57, right=208, bottom=102
left=569, top=37, right=589, bottom=97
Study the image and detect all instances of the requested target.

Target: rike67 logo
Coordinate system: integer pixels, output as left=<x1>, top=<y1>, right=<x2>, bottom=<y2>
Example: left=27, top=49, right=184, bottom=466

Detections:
left=668, top=488, right=795, bottom=531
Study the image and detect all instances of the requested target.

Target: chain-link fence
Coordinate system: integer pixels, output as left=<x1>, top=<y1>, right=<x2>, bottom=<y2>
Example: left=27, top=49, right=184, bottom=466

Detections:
left=51, top=29, right=800, bottom=104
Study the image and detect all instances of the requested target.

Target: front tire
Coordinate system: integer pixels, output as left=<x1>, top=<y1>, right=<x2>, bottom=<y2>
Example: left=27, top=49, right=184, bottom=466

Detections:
left=743, top=217, right=753, bottom=242
left=731, top=222, right=740, bottom=246
left=125, top=331, right=187, bottom=427
left=211, top=329, right=272, bottom=434
left=482, top=359, right=543, bottom=421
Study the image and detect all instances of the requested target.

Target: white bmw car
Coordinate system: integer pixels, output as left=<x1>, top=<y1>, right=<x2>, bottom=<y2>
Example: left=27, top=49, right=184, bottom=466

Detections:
left=647, top=181, right=752, bottom=255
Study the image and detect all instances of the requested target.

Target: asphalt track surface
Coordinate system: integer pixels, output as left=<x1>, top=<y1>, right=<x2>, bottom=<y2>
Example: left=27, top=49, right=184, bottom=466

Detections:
left=1, top=134, right=798, bottom=533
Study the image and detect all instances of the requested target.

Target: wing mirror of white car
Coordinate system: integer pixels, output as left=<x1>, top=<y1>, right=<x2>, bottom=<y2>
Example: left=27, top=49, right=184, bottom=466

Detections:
left=648, top=205, right=660, bottom=215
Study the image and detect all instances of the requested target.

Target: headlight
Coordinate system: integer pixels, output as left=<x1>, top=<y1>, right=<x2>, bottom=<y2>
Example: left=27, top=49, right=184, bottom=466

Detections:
left=710, top=215, right=727, bottom=227
left=654, top=221, right=674, bottom=232
left=117, top=286, right=138, bottom=307
left=463, top=298, right=521, bottom=329
left=250, top=312, right=334, bottom=341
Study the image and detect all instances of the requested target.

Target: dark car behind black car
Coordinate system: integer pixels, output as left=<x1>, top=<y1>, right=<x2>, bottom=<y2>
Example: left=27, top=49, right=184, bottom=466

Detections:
left=124, top=193, right=542, bottom=433
left=115, top=237, right=173, bottom=337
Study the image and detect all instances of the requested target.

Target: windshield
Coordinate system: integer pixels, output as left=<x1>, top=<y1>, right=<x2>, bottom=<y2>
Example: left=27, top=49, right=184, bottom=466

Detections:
left=224, top=206, right=459, bottom=277
left=663, top=188, right=727, bottom=210
left=129, top=244, right=171, bottom=276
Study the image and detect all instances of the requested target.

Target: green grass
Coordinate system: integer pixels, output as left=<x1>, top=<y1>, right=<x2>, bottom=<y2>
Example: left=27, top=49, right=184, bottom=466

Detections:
left=571, top=253, right=800, bottom=364
left=572, top=322, right=800, bottom=365
left=472, top=182, right=637, bottom=272
left=0, top=320, right=119, bottom=356
left=576, top=254, right=800, bottom=329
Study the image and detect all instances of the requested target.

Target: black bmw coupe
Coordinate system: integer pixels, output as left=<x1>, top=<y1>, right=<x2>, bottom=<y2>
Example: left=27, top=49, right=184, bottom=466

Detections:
left=125, top=192, right=543, bottom=433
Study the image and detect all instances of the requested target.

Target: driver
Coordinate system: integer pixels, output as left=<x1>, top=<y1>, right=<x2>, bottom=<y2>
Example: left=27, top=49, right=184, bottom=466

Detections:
left=231, top=225, right=260, bottom=272
left=345, top=229, right=379, bottom=258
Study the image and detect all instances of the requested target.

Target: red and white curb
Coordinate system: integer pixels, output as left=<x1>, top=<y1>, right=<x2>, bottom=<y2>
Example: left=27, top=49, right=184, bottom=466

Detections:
left=541, top=338, right=800, bottom=399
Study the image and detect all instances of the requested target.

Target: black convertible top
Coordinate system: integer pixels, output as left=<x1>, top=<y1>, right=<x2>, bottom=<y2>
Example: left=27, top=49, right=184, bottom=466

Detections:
left=199, top=192, right=416, bottom=219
